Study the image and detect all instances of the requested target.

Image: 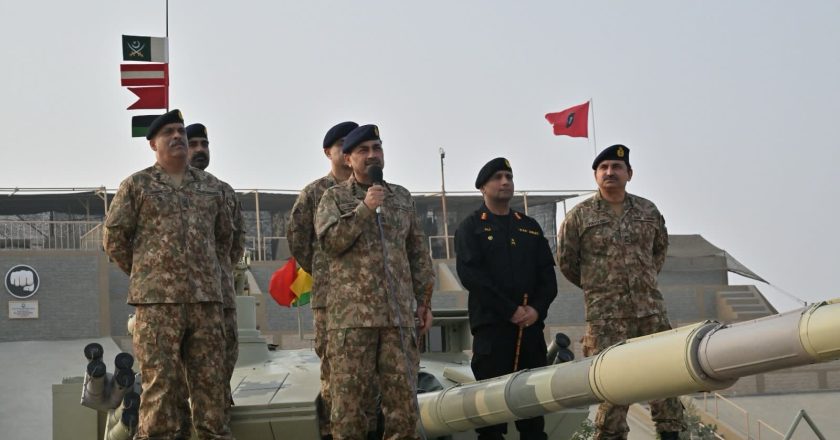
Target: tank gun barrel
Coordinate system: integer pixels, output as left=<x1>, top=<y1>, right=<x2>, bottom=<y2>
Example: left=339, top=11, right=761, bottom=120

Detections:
left=419, top=299, right=840, bottom=437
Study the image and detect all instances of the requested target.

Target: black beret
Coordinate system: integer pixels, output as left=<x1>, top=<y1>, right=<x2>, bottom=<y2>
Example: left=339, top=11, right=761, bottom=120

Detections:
left=342, top=124, right=381, bottom=153
left=475, top=157, right=513, bottom=189
left=146, top=109, right=184, bottom=140
left=186, top=123, right=208, bottom=141
left=592, top=144, right=630, bottom=170
left=323, top=121, right=359, bottom=149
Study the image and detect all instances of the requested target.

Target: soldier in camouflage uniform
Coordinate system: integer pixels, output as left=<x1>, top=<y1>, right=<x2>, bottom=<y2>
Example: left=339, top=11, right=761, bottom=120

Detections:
left=187, top=122, right=246, bottom=430
left=455, top=157, right=557, bottom=440
left=104, top=110, right=234, bottom=440
left=315, top=124, right=434, bottom=440
left=286, top=121, right=356, bottom=439
left=557, top=144, right=684, bottom=440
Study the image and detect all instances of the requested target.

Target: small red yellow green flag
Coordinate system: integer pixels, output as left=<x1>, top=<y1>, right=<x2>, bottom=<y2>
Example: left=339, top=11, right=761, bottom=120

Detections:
left=268, top=257, right=312, bottom=308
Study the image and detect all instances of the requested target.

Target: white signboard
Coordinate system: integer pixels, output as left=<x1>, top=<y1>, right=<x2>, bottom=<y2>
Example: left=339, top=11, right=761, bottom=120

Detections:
left=8, top=300, right=39, bottom=319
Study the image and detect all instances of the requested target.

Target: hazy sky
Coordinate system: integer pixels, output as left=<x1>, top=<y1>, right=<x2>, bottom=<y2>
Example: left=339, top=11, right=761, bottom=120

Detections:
left=1, top=1, right=838, bottom=309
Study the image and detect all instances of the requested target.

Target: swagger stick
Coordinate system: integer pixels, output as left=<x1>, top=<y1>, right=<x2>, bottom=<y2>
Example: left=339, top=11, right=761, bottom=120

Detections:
left=513, top=293, right=529, bottom=371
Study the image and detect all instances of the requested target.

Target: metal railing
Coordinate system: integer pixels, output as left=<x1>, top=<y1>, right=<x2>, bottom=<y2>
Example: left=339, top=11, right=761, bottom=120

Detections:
left=1, top=224, right=554, bottom=260
left=0, top=221, right=102, bottom=250
left=703, top=392, right=750, bottom=437
left=757, top=419, right=784, bottom=439
left=701, top=392, right=820, bottom=440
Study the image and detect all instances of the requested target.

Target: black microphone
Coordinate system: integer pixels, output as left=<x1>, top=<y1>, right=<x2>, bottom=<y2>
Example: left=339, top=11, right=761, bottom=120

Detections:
left=368, top=165, right=384, bottom=185
left=367, top=165, right=384, bottom=214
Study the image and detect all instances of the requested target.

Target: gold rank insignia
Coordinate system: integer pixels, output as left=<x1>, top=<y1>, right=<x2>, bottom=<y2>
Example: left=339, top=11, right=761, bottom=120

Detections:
left=510, top=238, right=516, bottom=246
left=617, top=146, right=625, bottom=157
left=487, top=235, right=493, bottom=241
left=480, top=212, right=488, bottom=220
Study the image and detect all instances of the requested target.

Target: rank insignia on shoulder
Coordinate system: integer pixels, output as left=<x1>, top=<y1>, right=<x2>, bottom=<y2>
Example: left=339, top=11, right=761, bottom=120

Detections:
left=513, top=212, right=522, bottom=220
left=487, top=235, right=493, bottom=241
left=480, top=212, right=488, bottom=220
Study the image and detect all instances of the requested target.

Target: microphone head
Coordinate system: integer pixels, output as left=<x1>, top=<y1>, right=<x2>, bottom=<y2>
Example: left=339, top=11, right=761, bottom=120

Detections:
left=367, top=165, right=384, bottom=184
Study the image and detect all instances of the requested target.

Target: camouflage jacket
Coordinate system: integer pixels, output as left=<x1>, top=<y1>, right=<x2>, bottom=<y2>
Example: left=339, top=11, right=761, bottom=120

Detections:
left=558, top=192, right=668, bottom=320
left=220, top=180, right=246, bottom=309
left=104, top=163, right=233, bottom=305
left=287, top=173, right=340, bottom=309
left=315, top=175, right=434, bottom=329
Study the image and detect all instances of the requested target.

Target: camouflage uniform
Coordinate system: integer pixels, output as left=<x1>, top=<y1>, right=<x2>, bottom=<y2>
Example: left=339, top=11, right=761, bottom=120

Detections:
left=287, top=173, right=339, bottom=437
left=173, top=180, right=243, bottom=437
left=315, top=175, right=434, bottom=440
left=558, top=191, right=684, bottom=439
left=104, top=164, right=234, bottom=440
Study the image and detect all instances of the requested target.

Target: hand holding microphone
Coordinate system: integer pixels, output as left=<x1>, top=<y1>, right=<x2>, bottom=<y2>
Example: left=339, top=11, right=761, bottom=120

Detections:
left=366, top=165, right=385, bottom=214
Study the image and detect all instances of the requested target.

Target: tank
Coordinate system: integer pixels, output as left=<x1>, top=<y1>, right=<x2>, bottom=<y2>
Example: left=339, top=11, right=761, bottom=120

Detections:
left=54, top=260, right=840, bottom=439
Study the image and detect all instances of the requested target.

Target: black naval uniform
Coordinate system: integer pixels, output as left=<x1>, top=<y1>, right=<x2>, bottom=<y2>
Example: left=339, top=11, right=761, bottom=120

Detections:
left=455, top=203, right=558, bottom=440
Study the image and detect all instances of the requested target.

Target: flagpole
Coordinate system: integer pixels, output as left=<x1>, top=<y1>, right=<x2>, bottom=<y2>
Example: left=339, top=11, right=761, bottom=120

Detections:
left=439, top=148, right=451, bottom=259
left=589, top=98, right=597, bottom=154
left=165, top=0, right=169, bottom=111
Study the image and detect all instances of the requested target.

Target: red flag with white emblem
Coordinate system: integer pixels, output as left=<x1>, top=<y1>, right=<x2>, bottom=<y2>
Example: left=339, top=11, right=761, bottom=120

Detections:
left=545, top=101, right=589, bottom=138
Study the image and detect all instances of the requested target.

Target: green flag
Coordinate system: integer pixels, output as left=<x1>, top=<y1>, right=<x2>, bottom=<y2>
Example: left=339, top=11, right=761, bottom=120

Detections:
left=131, top=114, right=162, bottom=138
left=122, top=35, right=167, bottom=62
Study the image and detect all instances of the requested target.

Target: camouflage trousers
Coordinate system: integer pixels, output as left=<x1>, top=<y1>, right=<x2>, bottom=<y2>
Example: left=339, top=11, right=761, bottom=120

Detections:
left=174, top=307, right=238, bottom=438
left=328, top=327, right=419, bottom=440
left=582, top=314, right=686, bottom=439
left=223, top=306, right=238, bottom=424
left=315, top=308, right=380, bottom=438
left=313, top=307, right=332, bottom=437
left=133, top=303, right=231, bottom=440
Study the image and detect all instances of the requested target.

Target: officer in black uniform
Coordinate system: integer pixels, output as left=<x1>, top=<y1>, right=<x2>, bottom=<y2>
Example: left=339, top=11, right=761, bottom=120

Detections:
left=454, top=157, right=558, bottom=440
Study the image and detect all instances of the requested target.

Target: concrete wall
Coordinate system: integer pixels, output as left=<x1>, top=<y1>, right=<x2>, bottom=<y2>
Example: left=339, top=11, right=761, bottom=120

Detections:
left=0, top=251, right=108, bottom=342
left=0, top=248, right=754, bottom=344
